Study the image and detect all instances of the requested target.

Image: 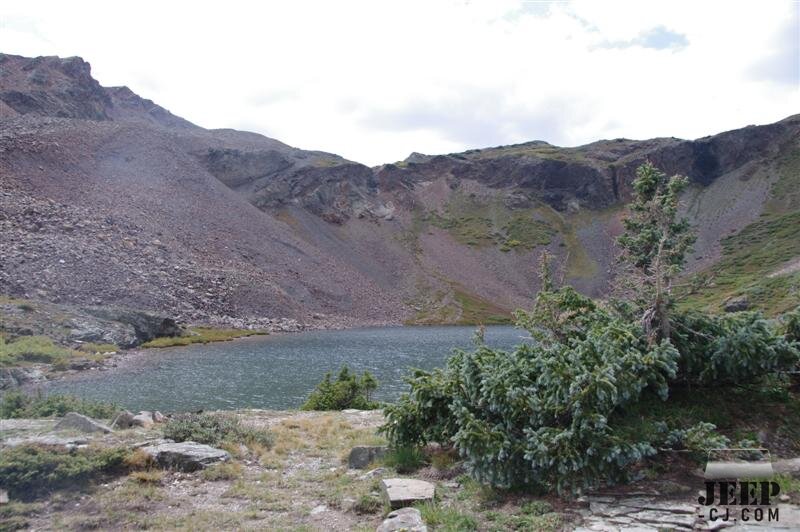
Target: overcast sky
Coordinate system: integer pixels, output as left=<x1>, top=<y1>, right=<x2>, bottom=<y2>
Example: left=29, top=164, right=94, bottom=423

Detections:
left=2, top=1, right=798, bottom=165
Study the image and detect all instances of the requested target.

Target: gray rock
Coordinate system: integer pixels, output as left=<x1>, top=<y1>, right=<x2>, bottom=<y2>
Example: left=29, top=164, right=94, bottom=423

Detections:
left=0, top=367, right=45, bottom=390
left=66, top=358, right=100, bottom=371
left=111, top=410, right=136, bottom=429
left=67, top=317, right=138, bottom=348
left=774, top=457, right=800, bottom=475
left=54, top=412, right=113, bottom=434
left=724, top=296, right=750, bottom=312
left=81, top=307, right=181, bottom=344
left=381, top=478, right=435, bottom=509
left=153, top=411, right=166, bottom=423
left=626, top=509, right=696, bottom=528
left=310, top=504, right=327, bottom=515
left=0, top=489, right=8, bottom=504
left=132, top=411, right=154, bottom=428
left=348, top=445, right=387, bottom=469
left=141, top=441, right=230, bottom=471
left=377, top=507, right=427, bottom=532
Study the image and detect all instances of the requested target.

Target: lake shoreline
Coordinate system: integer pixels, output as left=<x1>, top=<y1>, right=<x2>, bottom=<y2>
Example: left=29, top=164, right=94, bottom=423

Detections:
left=39, top=326, right=529, bottom=412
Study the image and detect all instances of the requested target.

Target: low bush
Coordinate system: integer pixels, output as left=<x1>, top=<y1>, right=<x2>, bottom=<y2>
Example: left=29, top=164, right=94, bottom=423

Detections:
left=672, top=310, right=799, bottom=385
left=0, top=445, right=129, bottom=499
left=301, top=366, right=379, bottom=410
left=381, top=287, right=800, bottom=493
left=520, top=500, right=553, bottom=516
left=162, top=413, right=273, bottom=449
left=0, top=391, right=118, bottom=420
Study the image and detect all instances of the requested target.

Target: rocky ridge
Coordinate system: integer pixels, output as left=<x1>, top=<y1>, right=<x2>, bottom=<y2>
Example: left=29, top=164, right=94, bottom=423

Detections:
left=1, top=52, right=799, bottom=326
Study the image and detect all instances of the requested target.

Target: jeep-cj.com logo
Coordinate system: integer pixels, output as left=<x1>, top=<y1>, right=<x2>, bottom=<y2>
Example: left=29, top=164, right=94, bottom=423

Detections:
left=698, top=448, right=781, bottom=524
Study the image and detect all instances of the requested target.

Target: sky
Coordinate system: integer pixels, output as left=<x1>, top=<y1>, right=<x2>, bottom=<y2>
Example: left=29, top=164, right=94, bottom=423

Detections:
left=1, top=0, right=798, bottom=165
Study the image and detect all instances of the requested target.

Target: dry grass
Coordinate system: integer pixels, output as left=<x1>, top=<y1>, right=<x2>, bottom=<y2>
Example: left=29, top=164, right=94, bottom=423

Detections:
left=141, top=327, right=268, bottom=348
left=128, top=470, right=164, bottom=484
left=201, top=462, right=243, bottom=481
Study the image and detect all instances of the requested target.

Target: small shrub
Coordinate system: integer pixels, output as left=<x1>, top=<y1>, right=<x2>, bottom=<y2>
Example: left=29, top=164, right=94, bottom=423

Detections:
left=520, top=500, right=553, bottom=516
left=662, top=421, right=731, bottom=456
left=0, top=391, right=117, bottom=420
left=201, top=462, right=243, bottom=481
left=162, top=413, right=273, bottom=449
left=124, top=448, right=156, bottom=470
left=301, top=366, right=379, bottom=410
left=783, top=306, right=800, bottom=343
left=352, top=494, right=383, bottom=514
left=382, top=446, right=426, bottom=473
left=163, top=413, right=239, bottom=445
left=0, top=501, right=40, bottom=532
left=0, top=445, right=129, bottom=499
left=16, top=303, right=35, bottom=312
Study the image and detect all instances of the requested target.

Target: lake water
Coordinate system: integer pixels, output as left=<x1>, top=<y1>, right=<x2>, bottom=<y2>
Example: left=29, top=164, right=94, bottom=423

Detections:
left=46, top=326, right=529, bottom=412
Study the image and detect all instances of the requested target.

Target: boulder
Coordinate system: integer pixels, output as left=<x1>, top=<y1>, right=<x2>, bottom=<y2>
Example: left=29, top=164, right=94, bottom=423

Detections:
left=724, top=296, right=750, bottom=312
left=153, top=411, right=166, bottom=423
left=0, top=367, right=45, bottom=390
left=348, top=445, right=387, bottom=469
left=141, top=441, right=230, bottom=471
left=54, top=412, right=112, bottom=434
left=81, top=307, right=181, bottom=344
left=381, top=478, right=435, bottom=509
left=132, top=411, right=155, bottom=428
left=377, top=507, right=427, bottom=532
left=111, top=410, right=136, bottom=429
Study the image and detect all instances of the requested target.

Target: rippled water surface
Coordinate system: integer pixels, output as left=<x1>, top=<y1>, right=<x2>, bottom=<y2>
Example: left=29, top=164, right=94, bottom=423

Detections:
left=47, top=326, right=529, bottom=412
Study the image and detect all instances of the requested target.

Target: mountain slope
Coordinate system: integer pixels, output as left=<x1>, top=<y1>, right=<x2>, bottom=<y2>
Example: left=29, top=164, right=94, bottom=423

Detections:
left=1, top=53, right=797, bottom=325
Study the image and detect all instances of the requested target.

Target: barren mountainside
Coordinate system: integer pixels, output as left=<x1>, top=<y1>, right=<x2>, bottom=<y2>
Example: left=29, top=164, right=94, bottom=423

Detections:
left=1, top=53, right=798, bottom=326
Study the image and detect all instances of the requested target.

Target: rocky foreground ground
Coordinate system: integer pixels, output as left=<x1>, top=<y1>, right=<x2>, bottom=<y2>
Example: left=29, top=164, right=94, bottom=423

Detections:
left=1, top=409, right=799, bottom=531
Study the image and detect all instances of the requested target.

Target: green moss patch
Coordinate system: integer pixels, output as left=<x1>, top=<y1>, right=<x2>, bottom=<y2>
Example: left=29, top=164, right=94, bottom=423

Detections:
left=424, top=193, right=556, bottom=252
left=0, top=335, right=79, bottom=367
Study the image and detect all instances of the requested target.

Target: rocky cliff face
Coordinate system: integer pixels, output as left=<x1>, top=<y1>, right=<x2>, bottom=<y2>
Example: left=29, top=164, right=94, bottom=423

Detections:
left=1, top=53, right=797, bottom=324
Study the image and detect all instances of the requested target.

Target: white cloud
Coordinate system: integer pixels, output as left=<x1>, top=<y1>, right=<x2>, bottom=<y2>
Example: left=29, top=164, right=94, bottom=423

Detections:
left=1, top=0, right=797, bottom=165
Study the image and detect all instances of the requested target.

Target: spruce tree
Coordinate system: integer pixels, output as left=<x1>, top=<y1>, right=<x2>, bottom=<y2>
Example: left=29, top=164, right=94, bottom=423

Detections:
left=617, top=162, right=696, bottom=344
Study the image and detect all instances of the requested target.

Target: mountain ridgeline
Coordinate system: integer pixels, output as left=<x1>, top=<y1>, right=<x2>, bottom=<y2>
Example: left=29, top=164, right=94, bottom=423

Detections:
left=1, top=53, right=798, bottom=326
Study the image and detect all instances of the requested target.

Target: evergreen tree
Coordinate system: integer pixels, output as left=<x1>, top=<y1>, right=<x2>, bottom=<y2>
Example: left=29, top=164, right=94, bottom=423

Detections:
left=617, top=162, right=696, bottom=344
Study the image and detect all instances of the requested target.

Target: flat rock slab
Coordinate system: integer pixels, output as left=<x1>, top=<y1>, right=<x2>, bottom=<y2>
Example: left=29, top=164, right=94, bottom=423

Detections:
left=54, top=412, right=112, bottom=434
left=381, top=478, right=435, bottom=509
left=377, top=507, right=427, bottom=531
left=349, top=445, right=387, bottom=469
left=141, top=441, right=230, bottom=471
